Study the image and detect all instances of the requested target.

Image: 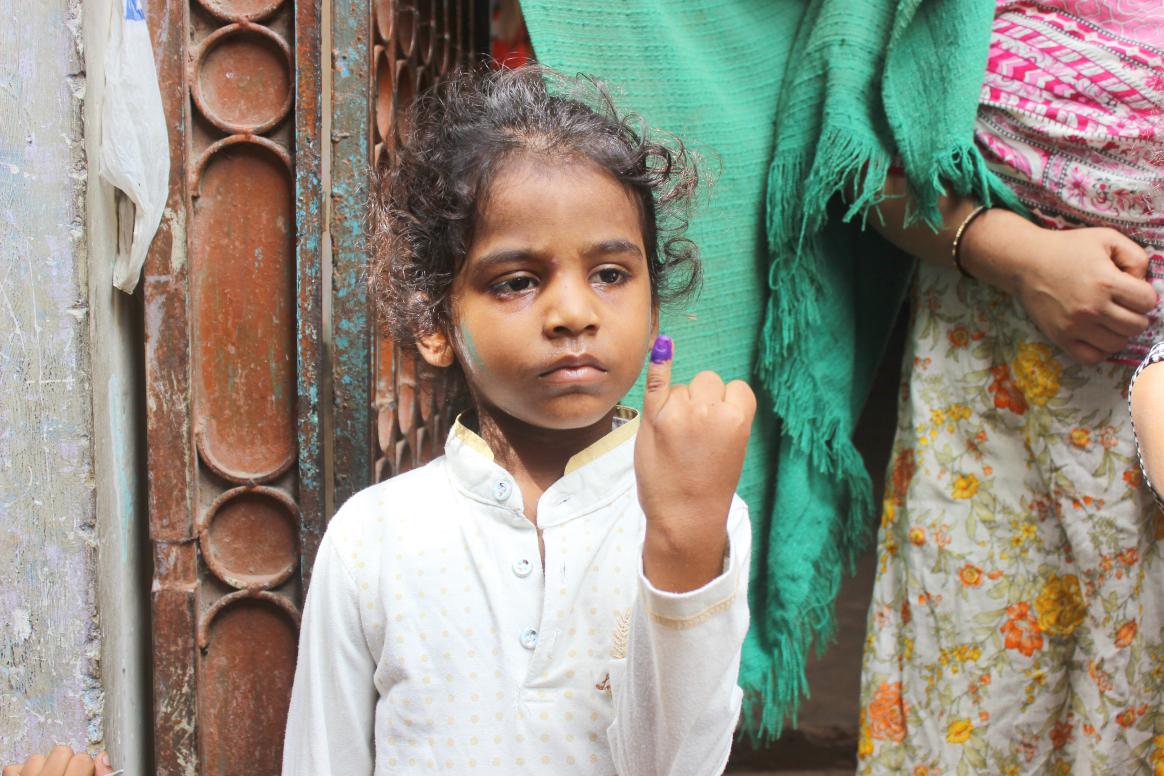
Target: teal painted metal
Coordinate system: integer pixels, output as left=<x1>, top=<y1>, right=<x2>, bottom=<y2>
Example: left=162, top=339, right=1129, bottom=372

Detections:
left=295, top=0, right=326, bottom=585
left=329, top=0, right=373, bottom=510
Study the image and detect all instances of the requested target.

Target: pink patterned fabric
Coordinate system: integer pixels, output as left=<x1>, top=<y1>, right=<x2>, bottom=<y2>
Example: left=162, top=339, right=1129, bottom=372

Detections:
left=976, top=0, right=1164, bottom=364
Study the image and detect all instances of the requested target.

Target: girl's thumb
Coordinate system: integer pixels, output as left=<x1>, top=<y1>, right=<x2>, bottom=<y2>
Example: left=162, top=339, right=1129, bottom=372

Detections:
left=96, top=752, right=114, bottom=776
left=643, top=335, right=673, bottom=420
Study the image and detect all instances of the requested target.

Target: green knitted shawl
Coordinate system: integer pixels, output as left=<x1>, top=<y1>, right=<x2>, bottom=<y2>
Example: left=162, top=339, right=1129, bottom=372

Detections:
left=521, top=0, right=1022, bottom=741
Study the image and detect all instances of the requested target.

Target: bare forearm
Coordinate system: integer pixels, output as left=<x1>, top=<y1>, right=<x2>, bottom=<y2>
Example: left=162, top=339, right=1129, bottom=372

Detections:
left=868, top=175, right=1041, bottom=295
left=868, top=176, right=979, bottom=268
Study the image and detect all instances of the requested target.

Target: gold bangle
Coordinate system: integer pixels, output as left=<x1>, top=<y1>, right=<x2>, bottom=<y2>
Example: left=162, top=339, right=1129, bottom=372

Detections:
left=951, top=205, right=988, bottom=279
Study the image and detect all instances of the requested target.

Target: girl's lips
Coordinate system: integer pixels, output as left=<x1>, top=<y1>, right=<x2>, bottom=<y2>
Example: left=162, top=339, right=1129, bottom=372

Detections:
left=539, top=364, right=607, bottom=384
left=539, top=353, right=606, bottom=376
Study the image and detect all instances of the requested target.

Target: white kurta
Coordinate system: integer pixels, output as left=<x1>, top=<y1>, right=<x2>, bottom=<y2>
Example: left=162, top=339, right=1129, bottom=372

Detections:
left=282, top=410, right=752, bottom=775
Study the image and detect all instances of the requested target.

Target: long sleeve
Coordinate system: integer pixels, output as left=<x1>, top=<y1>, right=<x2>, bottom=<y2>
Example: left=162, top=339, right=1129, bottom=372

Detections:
left=607, top=495, right=753, bottom=776
left=282, top=530, right=378, bottom=775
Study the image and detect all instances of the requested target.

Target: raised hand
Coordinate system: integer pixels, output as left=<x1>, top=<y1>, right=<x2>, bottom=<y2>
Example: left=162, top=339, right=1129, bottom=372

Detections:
left=634, top=335, right=756, bottom=592
left=2, top=747, right=115, bottom=776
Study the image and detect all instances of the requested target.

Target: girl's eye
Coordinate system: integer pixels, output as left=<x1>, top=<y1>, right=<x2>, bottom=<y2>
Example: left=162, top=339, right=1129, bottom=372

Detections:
left=595, top=267, right=627, bottom=285
left=491, top=275, right=536, bottom=295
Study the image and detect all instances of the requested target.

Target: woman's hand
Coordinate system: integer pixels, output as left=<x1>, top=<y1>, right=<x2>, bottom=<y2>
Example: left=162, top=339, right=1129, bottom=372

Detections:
left=868, top=178, right=1157, bottom=365
left=2, top=747, right=115, bottom=776
left=634, top=335, right=756, bottom=593
left=960, top=211, right=1156, bottom=364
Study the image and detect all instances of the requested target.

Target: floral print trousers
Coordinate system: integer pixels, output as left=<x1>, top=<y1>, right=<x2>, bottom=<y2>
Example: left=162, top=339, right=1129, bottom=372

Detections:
left=858, top=266, right=1164, bottom=775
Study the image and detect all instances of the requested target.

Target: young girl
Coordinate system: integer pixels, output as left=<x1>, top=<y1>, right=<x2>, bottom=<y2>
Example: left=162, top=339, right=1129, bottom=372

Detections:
left=281, top=66, right=756, bottom=774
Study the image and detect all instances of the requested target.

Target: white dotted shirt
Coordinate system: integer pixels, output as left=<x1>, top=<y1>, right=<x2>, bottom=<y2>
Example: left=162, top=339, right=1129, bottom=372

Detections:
left=282, top=409, right=752, bottom=775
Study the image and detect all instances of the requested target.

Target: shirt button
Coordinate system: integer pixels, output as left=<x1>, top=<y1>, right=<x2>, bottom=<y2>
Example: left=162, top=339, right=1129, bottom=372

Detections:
left=493, top=480, right=511, bottom=501
left=512, top=559, right=533, bottom=578
left=520, top=627, right=539, bottom=650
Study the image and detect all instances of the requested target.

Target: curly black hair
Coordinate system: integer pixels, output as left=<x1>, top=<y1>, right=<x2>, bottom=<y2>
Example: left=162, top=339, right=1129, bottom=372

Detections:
left=368, top=64, right=703, bottom=412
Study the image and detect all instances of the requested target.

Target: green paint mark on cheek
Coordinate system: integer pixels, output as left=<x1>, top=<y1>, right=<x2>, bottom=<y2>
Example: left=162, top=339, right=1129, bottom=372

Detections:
left=461, top=323, right=485, bottom=372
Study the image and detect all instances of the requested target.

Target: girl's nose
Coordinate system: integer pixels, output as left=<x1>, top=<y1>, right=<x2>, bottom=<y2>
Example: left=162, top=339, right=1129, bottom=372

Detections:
left=543, top=276, right=600, bottom=337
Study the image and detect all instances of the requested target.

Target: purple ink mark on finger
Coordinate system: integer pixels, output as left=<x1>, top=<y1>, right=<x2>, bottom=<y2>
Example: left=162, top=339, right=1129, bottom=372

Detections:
left=650, top=335, right=673, bottom=364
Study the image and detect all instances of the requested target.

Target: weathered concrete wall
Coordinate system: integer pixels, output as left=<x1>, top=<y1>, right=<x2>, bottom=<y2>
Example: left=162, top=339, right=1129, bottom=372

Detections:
left=0, top=0, right=102, bottom=760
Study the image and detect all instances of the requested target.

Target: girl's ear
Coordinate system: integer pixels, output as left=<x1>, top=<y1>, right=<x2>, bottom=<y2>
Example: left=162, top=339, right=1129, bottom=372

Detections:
left=417, top=329, right=456, bottom=368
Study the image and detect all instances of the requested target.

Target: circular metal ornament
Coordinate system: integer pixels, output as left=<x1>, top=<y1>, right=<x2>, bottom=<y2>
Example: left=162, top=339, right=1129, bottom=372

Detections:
left=195, top=0, right=286, bottom=23
left=374, top=0, right=395, bottom=43
left=374, top=45, right=394, bottom=144
left=197, top=589, right=301, bottom=649
left=417, top=0, right=436, bottom=65
left=393, top=59, right=421, bottom=146
left=395, top=2, right=418, bottom=58
left=191, top=22, right=294, bottom=134
left=198, top=485, right=301, bottom=591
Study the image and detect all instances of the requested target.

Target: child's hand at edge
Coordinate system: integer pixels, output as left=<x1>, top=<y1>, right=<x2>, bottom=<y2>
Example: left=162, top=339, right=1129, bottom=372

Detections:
left=1132, top=359, right=1164, bottom=492
left=634, top=335, right=756, bottom=593
left=3, top=747, right=115, bottom=776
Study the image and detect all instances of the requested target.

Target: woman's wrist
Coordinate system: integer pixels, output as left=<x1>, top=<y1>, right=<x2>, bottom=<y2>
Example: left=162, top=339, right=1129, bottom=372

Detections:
left=956, top=208, right=1044, bottom=297
left=868, top=179, right=1046, bottom=299
left=951, top=205, right=989, bottom=279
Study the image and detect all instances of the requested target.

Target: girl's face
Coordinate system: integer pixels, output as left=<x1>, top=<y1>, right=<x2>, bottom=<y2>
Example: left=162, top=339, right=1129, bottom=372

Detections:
left=426, top=156, right=657, bottom=431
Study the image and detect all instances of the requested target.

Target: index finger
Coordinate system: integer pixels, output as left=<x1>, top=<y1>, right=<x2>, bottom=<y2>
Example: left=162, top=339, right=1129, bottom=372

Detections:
left=642, top=335, right=673, bottom=422
left=1111, top=272, right=1158, bottom=315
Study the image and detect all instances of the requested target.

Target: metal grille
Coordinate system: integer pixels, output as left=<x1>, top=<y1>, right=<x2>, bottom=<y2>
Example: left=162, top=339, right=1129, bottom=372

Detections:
left=369, top=0, right=478, bottom=487
left=144, top=0, right=324, bottom=772
left=331, top=0, right=480, bottom=507
left=144, top=0, right=479, bottom=771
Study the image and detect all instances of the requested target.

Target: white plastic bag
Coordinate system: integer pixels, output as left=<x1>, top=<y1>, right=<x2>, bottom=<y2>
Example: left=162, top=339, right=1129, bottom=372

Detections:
left=100, top=0, right=168, bottom=294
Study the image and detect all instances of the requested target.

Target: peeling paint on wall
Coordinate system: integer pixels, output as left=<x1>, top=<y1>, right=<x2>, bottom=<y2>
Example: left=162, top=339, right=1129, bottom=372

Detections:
left=0, top=0, right=103, bottom=759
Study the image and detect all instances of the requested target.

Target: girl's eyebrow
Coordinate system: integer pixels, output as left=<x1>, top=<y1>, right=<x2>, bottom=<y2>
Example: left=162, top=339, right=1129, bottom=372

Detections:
left=472, top=240, right=643, bottom=269
left=470, top=248, right=540, bottom=269
left=584, top=239, right=643, bottom=258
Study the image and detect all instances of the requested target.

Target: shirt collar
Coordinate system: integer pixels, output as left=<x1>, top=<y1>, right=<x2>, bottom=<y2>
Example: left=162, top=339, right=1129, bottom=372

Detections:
left=443, top=407, right=640, bottom=528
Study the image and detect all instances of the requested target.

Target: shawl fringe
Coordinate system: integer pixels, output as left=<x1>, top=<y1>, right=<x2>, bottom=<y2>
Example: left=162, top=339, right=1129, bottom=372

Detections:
left=743, top=136, right=1024, bottom=741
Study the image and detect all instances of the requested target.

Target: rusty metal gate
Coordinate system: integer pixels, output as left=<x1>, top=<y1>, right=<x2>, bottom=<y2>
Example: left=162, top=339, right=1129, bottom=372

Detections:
left=142, top=1, right=489, bottom=771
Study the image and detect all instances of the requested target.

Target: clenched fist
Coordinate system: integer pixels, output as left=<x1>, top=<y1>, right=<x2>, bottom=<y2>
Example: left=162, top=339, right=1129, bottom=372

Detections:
left=957, top=211, right=1158, bottom=365
left=1008, top=226, right=1156, bottom=364
left=634, top=335, right=756, bottom=592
